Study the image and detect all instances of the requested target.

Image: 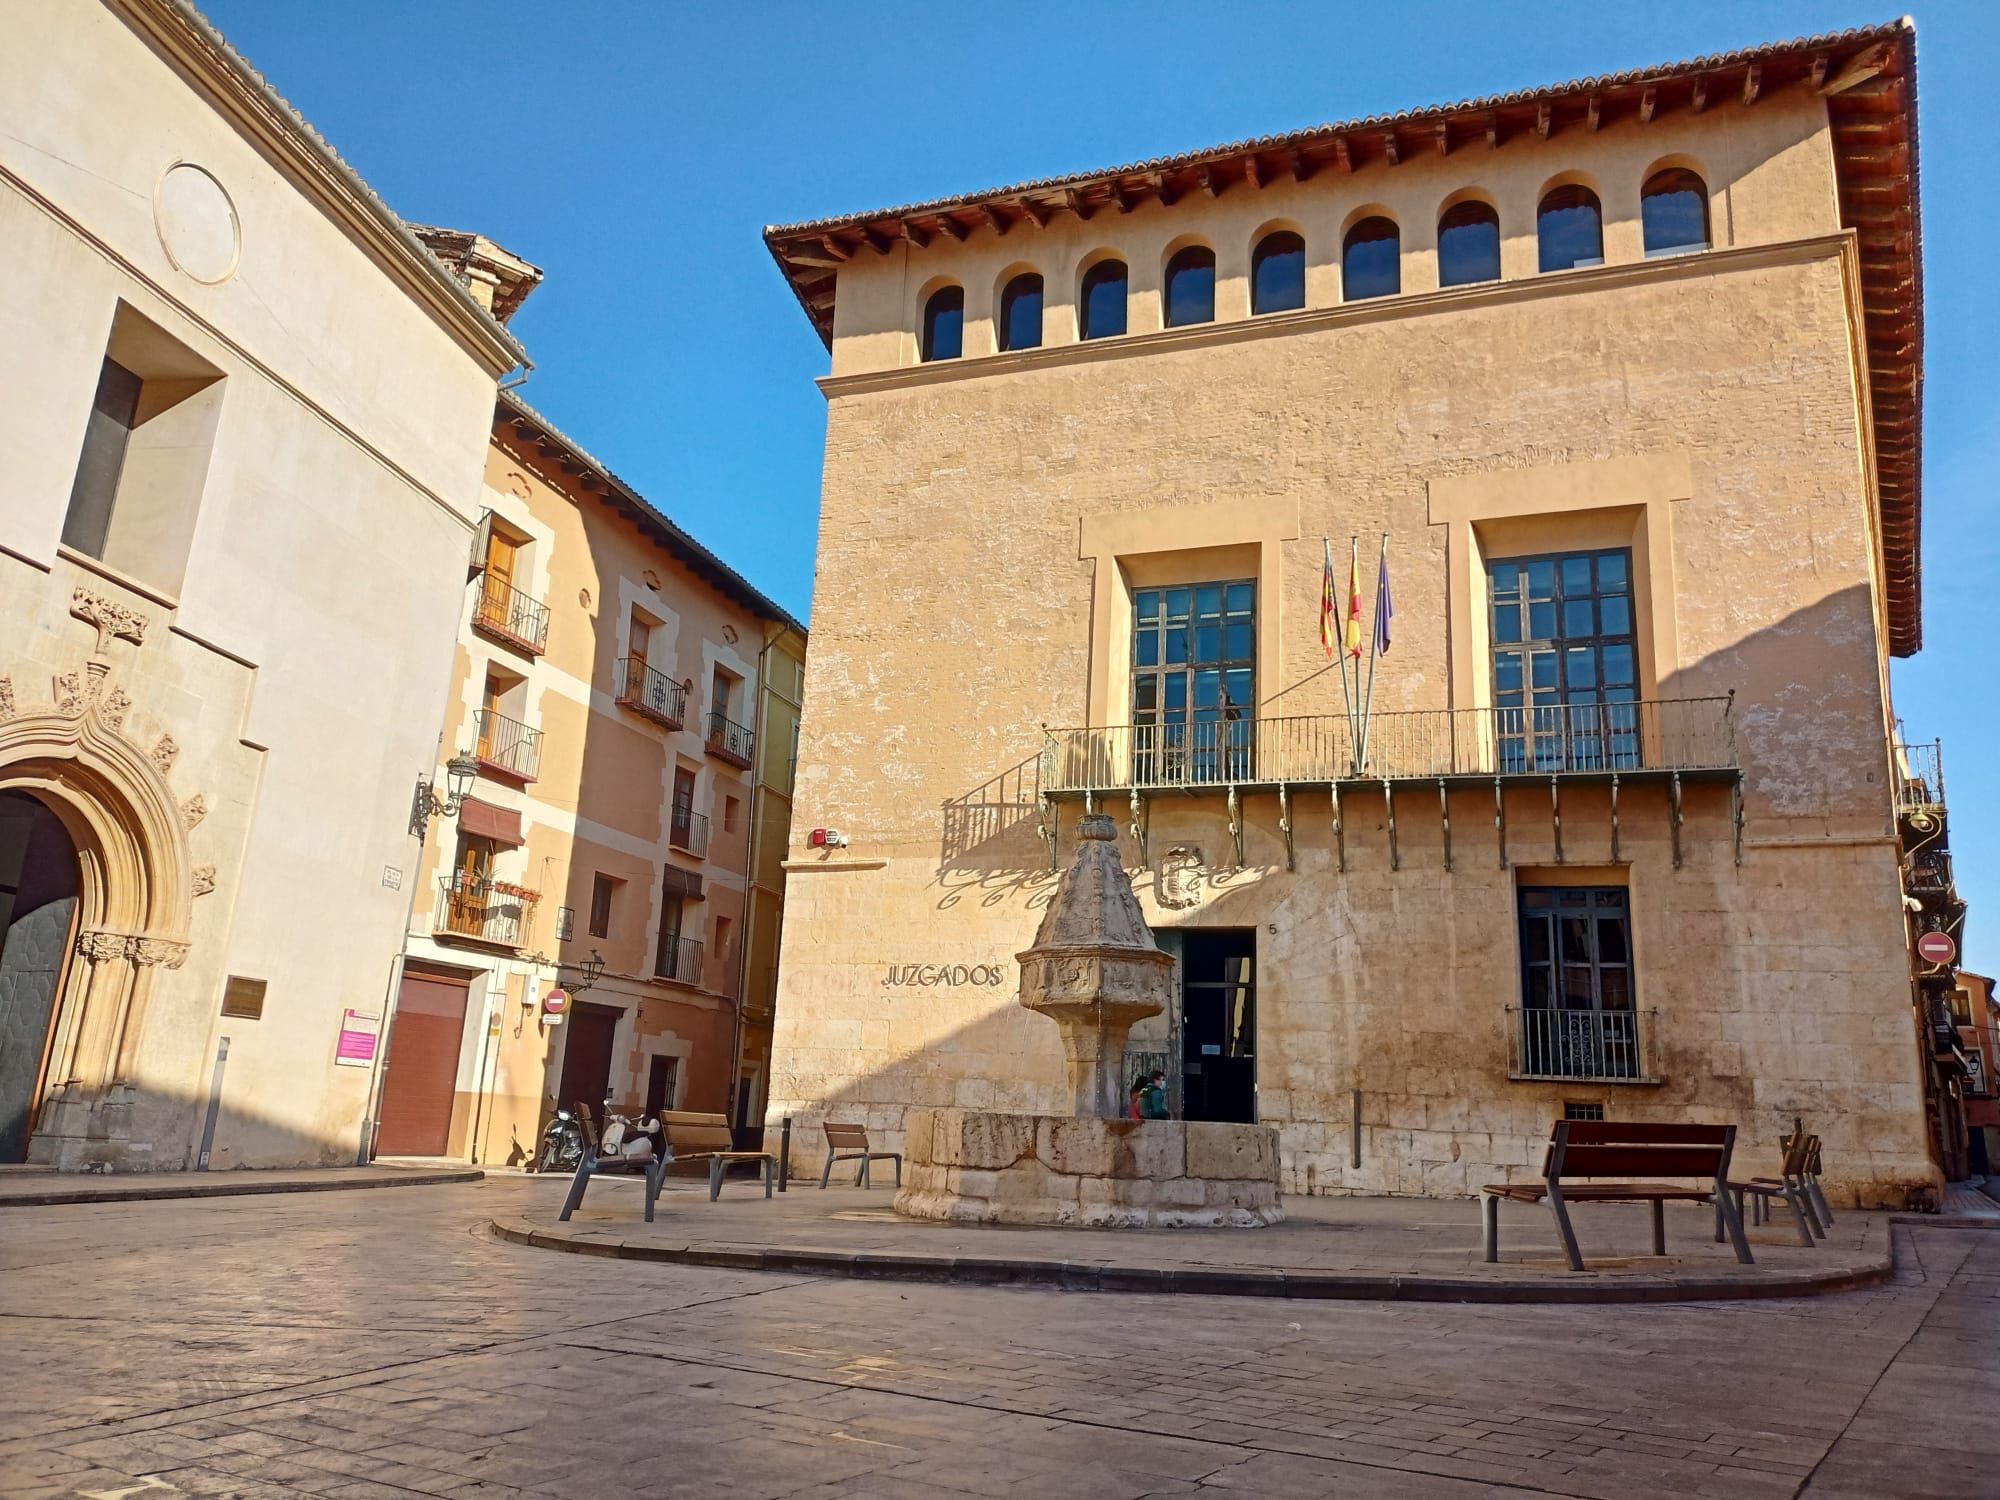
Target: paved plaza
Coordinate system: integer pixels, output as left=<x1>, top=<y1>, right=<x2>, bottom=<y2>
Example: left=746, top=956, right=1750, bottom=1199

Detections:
left=0, top=1178, right=1994, bottom=1498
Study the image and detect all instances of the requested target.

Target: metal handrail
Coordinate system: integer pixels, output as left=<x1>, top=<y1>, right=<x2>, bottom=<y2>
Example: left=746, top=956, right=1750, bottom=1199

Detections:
left=1042, top=697, right=1735, bottom=794
left=470, top=708, right=542, bottom=781
left=1894, top=738, right=1945, bottom=815
left=616, top=657, right=686, bottom=728
left=655, top=933, right=704, bottom=985
left=1506, top=1006, right=1657, bottom=1082
left=670, top=803, right=709, bottom=856
left=435, top=875, right=536, bottom=947
left=471, top=576, right=550, bottom=653
left=707, top=711, right=755, bottom=764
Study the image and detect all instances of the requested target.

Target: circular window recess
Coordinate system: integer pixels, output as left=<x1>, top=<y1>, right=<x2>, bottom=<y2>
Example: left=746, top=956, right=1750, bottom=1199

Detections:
left=154, top=163, right=241, bottom=285
left=644, top=570, right=661, bottom=590
left=578, top=588, right=593, bottom=609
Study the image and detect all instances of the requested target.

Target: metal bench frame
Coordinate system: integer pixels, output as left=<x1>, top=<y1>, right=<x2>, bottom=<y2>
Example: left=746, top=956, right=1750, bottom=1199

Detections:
left=818, top=1123, right=902, bottom=1189
left=558, top=1143, right=668, bottom=1223
left=1482, top=1119, right=1753, bottom=1272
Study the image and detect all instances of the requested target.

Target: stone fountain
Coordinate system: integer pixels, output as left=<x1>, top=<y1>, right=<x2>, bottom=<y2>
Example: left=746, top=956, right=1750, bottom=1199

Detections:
left=895, top=814, right=1284, bottom=1227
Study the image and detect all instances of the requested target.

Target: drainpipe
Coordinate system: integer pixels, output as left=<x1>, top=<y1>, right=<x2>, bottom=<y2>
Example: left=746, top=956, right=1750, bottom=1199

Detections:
left=726, top=622, right=781, bottom=1133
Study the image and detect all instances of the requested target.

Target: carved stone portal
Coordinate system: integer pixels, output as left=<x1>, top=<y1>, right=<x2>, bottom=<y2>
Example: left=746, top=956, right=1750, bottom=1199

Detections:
left=70, top=587, right=149, bottom=653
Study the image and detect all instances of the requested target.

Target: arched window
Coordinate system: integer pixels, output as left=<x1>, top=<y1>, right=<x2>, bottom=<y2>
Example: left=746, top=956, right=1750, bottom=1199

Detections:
left=920, top=286, right=963, bottom=362
left=998, top=273, right=1044, bottom=352
left=1079, top=260, right=1128, bottom=340
left=1342, top=216, right=1400, bottom=301
left=1164, top=247, right=1216, bottom=327
left=1538, top=186, right=1603, bottom=273
left=1642, top=169, right=1709, bottom=255
left=1437, top=201, right=1500, bottom=287
left=1251, top=231, right=1305, bottom=314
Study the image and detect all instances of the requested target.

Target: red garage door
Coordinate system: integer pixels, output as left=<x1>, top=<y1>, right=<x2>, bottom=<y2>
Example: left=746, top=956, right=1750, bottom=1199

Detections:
left=376, top=970, right=471, bottom=1157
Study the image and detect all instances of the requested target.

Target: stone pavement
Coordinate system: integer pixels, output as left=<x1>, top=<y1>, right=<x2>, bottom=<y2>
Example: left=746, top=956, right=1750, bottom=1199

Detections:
left=0, top=1176, right=1993, bottom=1499
left=0, top=1164, right=483, bottom=1208
left=499, top=1177, right=1891, bottom=1302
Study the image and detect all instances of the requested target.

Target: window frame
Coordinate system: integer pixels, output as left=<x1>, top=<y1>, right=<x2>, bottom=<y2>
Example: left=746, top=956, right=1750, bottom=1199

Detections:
left=1341, top=216, right=1401, bottom=301
left=1129, top=578, right=1256, bottom=783
left=998, top=272, right=1044, bottom=352
left=1163, top=245, right=1216, bottom=328
left=1537, top=185, right=1605, bottom=273
left=1487, top=547, right=1638, bottom=772
left=1641, top=168, right=1711, bottom=256
left=1437, top=200, right=1501, bottom=287
left=589, top=873, right=616, bottom=939
left=1079, top=259, right=1129, bottom=340
left=1250, top=231, right=1306, bottom=314
left=919, top=285, right=964, bottom=362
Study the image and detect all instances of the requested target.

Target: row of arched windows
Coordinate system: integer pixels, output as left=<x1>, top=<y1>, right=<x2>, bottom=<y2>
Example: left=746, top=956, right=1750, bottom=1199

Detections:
left=920, top=168, right=1711, bottom=361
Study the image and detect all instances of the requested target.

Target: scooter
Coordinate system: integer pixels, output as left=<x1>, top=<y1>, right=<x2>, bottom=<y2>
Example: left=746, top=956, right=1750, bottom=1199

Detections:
left=533, top=1099, right=597, bottom=1173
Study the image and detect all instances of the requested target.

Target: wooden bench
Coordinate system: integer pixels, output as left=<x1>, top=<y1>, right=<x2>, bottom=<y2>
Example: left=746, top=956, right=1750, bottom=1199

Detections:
left=661, top=1110, right=775, bottom=1201
left=1728, top=1127, right=1819, bottom=1248
left=818, top=1122, right=902, bottom=1189
left=1482, top=1120, right=1752, bottom=1272
left=1742, top=1119, right=1832, bottom=1238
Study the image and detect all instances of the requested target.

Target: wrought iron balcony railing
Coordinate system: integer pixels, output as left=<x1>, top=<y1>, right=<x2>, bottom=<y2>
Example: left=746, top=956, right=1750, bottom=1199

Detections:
left=654, top=932, right=704, bottom=986
left=617, top=657, right=685, bottom=729
left=471, top=576, right=550, bottom=655
left=1895, top=738, right=1945, bottom=818
left=1907, top=849, right=1956, bottom=896
left=435, top=875, right=537, bottom=948
left=1043, top=698, right=1736, bottom=795
left=670, top=803, right=709, bottom=857
left=706, top=712, right=755, bottom=768
left=1507, top=1005, right=1659, bottom=1083
left=470, top=708, right=542, bottom=782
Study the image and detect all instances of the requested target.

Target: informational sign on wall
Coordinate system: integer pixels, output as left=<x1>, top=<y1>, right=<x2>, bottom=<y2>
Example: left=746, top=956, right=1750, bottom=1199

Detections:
left=335, top=1009, right=380, bottom=1067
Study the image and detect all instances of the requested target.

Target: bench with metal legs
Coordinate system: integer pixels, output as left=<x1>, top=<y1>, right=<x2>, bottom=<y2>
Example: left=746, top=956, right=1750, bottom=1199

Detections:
left=818, top=1122, right=902, bottom=1189
left=1483, top=1120, right=1752, bottom=1273
left=558, top=1145, right=668, bottom=1223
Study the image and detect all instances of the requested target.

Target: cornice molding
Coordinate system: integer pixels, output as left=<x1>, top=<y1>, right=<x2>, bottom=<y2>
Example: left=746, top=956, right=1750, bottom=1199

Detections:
left=818, top=233, right=1857, bottom=400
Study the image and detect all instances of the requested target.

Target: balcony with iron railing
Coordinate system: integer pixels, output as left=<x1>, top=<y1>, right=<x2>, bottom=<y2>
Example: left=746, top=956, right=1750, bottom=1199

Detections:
left=435, top=875, right=538, bottom=949
left=1042, top=697, right=1737, bottom=797
left=1907, top=848, right=1957, bottom=898
left=654, top=932, right=704, bottom=987
left=469, top=709, right=542, bottom=783
left=706, top=711, right=755, bottom=769
left=616, top=657, right=685, bottom=729
left=1895, top=737, right=1946, bottom=820
left=670, top=803, right=709, bottom=857
left=471, top=575, right=550, bottom=656
left=1506, top=1005, right=1660, bottom=1084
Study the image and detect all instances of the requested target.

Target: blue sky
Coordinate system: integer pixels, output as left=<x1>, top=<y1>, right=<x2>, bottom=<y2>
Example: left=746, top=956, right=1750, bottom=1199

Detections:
left=201, top=1, right=1998, bottom=959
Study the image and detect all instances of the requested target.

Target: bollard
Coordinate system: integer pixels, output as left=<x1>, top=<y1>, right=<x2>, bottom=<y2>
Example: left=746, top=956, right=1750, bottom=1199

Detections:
left=778, top=1115, right=791, bottom=1192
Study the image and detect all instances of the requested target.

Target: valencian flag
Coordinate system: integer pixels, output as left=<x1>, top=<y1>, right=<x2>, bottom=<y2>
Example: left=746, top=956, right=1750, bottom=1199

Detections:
left=1320, top=539, right=1338, bottom=659
left=1344, top=538, right=1365, bottom=659
left=1374, top=549, right=1394, bottom=656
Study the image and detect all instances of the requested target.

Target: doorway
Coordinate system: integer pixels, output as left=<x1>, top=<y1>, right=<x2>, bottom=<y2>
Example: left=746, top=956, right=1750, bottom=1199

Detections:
left=377, top=968, right=472, bottom=1157
left=0, top=793, right=81, bottom=1163
left=1180, top=928, right=1257, bottom=1124
left=558, top=1001, right=622, bottom=1134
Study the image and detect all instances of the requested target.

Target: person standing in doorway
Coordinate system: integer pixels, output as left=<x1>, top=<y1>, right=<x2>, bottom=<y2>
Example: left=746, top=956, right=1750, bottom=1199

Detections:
left=1140, top=1069, right=1170, bottom=1120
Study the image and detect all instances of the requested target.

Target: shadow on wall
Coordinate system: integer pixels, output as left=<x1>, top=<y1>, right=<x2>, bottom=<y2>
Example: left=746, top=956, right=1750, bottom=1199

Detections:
left=775, top=584, right=1930, bottom=1206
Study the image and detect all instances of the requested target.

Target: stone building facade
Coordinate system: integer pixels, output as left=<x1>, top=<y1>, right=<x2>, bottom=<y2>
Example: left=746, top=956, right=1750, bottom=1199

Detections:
left=0, top=0, right=520, bottom=1168
left=763, top=24, right=1942, bottom=1206
left=371, top=382, right=805, bottom=1167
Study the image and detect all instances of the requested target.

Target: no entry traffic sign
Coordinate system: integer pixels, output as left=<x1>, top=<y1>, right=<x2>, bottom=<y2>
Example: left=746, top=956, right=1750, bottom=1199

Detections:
left=1917, top=930, right=1957, bottom=966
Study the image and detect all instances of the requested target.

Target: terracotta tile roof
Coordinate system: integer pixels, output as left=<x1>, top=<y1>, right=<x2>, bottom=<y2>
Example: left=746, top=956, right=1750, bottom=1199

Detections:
left=495, top=390, right=806, bottom=635
left=763, top=20, right=1924, bottom=654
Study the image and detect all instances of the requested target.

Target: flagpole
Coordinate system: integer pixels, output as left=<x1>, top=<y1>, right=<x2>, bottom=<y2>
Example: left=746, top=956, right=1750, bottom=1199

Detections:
left=1331, top=537, right=1358, bottom=776
left=1358, top=532, right=1388, bottom=774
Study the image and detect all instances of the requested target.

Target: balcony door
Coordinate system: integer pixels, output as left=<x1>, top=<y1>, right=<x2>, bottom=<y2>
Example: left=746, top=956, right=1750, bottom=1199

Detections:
left=1131, top=581, right=1254, bottom=784
left=1489, top=550, right=1637, bottom=771
left=1517, top=886, right=1638, bottom=1079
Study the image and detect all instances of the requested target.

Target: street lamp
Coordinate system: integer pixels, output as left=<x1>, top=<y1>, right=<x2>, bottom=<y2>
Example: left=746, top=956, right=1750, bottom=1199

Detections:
left=409, top=754, right=482, bottom=835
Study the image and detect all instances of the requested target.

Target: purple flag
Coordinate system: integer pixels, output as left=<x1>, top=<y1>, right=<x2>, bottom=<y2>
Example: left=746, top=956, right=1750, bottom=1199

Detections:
left=1374, top=552, right=1394, bottom=656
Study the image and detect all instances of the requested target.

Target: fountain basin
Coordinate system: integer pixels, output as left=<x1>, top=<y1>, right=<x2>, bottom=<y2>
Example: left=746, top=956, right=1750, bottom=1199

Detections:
left=894, top=1107, right=1284, bottom=1228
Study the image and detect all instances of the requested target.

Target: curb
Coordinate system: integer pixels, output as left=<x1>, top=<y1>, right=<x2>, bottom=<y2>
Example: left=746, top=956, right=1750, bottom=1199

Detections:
left=0, top=1168, right=484, bottom=1208
left=488, top=1215, right=1893, bottom=1305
